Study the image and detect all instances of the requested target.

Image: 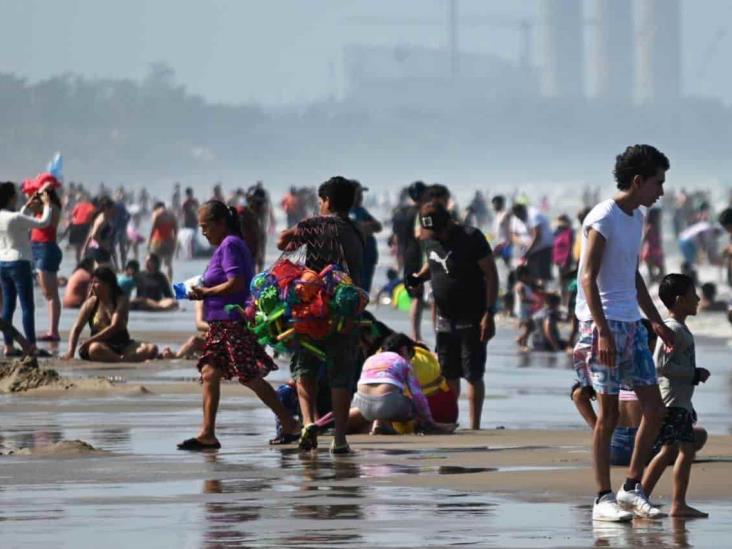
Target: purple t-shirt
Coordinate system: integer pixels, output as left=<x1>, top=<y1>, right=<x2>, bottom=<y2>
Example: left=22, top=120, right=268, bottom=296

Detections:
left=203, top=235, right=253, bottom=321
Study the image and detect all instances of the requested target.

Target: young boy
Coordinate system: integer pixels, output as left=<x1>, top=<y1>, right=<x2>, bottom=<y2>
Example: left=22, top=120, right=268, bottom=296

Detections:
left=513, top=265, right=536, bottom=350
left=532, top=292, right=566, bottom=352
left=641, top=274, right=710, bottom=518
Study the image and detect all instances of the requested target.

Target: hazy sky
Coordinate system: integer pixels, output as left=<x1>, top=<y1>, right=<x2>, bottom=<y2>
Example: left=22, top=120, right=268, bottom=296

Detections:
left=2, top=0, right=732, bottom=106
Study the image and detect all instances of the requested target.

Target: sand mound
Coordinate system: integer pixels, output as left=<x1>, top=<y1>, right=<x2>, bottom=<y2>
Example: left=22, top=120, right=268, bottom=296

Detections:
left=0, top=359, right=150, bottom=394
left=0, top=358, right=71, bottom=393
left=3, top=439, right=106, bottom=456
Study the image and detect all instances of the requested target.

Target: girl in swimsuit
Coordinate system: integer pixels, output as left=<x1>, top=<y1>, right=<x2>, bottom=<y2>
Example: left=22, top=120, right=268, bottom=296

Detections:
left=62, top=267, right=158, bottom=362
left=81, top=197, right=117, bottom=269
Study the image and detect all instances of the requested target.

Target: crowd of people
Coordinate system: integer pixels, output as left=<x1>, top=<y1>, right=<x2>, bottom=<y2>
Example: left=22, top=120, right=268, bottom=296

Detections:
left=2, top=143, right=729, bottom=522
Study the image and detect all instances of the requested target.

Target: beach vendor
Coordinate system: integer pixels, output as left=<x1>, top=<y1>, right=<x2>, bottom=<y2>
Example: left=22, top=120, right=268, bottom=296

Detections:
left=178, top=200, right=299, bottom=451
left=278, top=176, right=365, bottom=454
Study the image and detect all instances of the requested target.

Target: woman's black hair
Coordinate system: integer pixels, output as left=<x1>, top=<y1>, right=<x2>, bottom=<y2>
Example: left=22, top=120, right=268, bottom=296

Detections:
left=92, top=266, right=124, bottom=305
left=76, top=257, right=95, bottom=273
left=0, top=182, right=17, bottom=210
left=201, top=200, right=243, bottom=239
left=381, top=333, right=415, bottom=357
left=46, top=188, right=62, bottom=209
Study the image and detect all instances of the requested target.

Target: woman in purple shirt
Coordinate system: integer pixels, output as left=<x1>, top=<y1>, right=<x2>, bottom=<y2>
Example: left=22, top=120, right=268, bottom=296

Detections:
left=177, top=200, right=299, bottom=451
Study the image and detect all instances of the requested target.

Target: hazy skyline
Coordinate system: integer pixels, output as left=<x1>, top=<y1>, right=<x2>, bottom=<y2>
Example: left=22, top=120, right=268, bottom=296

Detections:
left=3, top=0, right=732, bottom=106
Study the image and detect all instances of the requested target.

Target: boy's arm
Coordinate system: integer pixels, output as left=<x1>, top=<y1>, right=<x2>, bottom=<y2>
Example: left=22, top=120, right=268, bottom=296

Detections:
left=656, top=328, right=692, bottom=380
left=636, top=269, right=675, bottom=350
left=580, top=229, right=614, bottom=366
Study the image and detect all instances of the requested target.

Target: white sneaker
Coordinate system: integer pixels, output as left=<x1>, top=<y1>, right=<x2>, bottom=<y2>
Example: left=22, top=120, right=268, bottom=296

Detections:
left=617, top=483, right=665, bottom=519
left=592, top=492, right=634, bottom=522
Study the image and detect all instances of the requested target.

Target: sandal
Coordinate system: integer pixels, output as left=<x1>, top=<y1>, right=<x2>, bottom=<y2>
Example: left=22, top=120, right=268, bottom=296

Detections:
left=298, top=423, right=318, bottom=450
left=330, top=441, right=352, bottom=455
left=177, top=438, right=221, bottom=451
left=269, top=432, right=300, bottom=445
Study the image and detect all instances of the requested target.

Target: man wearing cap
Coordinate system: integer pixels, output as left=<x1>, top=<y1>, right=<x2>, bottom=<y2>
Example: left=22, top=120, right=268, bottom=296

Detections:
left=405, top=201, right=499, bottom=430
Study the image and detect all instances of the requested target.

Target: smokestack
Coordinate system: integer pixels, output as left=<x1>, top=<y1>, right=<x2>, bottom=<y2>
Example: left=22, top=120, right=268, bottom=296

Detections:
left=541, top=0, right=584, bottom=98
left=595, top=0, right=633, bottom=100
left=636, top=0, right=681, bottom=103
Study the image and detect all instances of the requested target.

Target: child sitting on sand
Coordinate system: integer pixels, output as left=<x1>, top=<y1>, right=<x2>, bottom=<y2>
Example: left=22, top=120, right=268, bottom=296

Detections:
left=641, top=274, right=710, bottom=518
left=531, top=292, right=566, bottom=352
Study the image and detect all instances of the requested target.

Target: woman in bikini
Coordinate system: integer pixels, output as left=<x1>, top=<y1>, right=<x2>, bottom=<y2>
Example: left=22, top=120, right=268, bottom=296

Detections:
left=81, top=197, right=117, bottom=269
left=62, top=266, right=158, bottom=362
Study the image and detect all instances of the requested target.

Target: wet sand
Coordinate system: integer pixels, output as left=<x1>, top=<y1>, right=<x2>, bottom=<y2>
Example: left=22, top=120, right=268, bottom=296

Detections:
left=2, top=240, right=731, bottom=546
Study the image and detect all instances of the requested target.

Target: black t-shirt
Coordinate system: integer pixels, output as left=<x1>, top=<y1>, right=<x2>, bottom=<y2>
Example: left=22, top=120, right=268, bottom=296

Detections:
left=182, top=198, right=199, bottom=229
left=290, top=215, right=365, bottom=289
left=136, top=271, right=173, bottom=301
left=424, top=224, right=492, bottom=321
left=392, top=205, right=422, bottom=267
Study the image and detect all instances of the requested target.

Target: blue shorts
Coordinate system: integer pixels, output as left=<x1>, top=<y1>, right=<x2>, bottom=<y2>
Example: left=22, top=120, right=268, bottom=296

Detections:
left=678, top=239, right=697, bottom=264
left=610, top=426, right=637, bottom=466
left=573, top=320, right=657, bottom=395
left=31, top=242, right=63, bottom=273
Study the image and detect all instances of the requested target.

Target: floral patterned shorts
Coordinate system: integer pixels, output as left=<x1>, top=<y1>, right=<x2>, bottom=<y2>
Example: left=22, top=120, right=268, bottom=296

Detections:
left=573, top=319, right=657, bottom=395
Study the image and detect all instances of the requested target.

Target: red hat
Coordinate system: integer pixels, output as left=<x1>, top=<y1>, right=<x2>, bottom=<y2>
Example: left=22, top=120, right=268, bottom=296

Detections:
left=21, top=172, right=61, bottom=195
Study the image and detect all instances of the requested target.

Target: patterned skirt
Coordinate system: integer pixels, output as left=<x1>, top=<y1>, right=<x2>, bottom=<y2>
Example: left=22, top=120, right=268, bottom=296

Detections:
left=197, top=320, right=277, bottom=384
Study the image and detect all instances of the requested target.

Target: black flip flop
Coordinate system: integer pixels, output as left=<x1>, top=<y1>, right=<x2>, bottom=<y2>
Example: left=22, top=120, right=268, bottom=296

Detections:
left=177, top=438, right=221, bottom=451
left=269, top=432, right=300, bottom=445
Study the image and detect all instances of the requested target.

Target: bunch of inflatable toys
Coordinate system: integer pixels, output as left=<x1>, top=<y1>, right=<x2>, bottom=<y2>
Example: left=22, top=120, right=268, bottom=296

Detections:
left=225, top=259, right=369, bottom=359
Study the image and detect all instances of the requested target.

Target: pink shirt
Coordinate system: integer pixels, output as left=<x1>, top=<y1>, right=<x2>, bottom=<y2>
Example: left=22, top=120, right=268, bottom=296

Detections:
left=358, top=351, right=433, bottom=424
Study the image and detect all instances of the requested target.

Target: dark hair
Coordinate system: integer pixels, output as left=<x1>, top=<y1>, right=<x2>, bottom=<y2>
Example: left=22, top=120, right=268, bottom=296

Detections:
left=317, top=176, right=357, bottom=213
left=613, top=145, right=670, bottom=190
left=658, top=273, right=695, bottom=309
left=42, top=188, right=62, bottom=209
left=146, top=253, right=160, bottom=269
left=407, top=181, right=427, bottom=202
left=0, top=182, right=17, bottom=210
left=718, top=208, right=732, bottom=228
left=153, top=201, right=165, bottom=210
left=76, top=257, right=95, bottom=273
left=386, top=267, right=398, bottom=280
left=700, top=282, right=716, bottom=300
left=545, top=292, right=561, bottom=307
left=646, top=207, right=661, bottom=225
left=491, top=195, right=505, bottom=207
left=381, top=333, right=415, bottom=357
left=98, top=196, right=114, bottom=210
left=427, top=184, right=450, bottom=200
left=125, top=259, right=140, bottom=272
left=577, top=207, right=591, bottom=224
left=515, top=265, right=530, bottom=280
left=200, top=200, right=243, bottom=238
left=511, top=203, right=527, bottom=220
left=92, top=266, right=124, bottom=303
left=185, top=187, right=193, bottom=196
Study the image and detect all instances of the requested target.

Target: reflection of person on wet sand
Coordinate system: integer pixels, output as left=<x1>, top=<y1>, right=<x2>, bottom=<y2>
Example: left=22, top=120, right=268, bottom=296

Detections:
left=62, top=267, right=158, bottom=362
left=348, top=334, right=456, bottom=435
left=160, top=301, right=208, bottom=359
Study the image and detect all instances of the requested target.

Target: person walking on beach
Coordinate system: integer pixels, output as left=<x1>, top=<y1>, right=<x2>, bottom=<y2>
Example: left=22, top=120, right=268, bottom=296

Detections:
left=406, top=201, right=498, bottom=430
left=573, top=145, right=675, bottom=522
left=511, top=203, right=554, bottom=283
left=148, top=202, right=177, bottom=282
left=81, top=196, right=117, bottom=269
left=0, top=182, right=53, bottom=357
left=278, top=176, right=365, bottom=454
left=178, top=200, right=299, bottom=451
left=391, top=181, right=428, bottom=341
left=641, top=274, right=710, bottom=518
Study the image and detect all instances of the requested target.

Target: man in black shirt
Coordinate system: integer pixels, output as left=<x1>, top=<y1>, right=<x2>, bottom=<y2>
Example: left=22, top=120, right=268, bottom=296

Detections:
left=407, top=202, right=499, bottom=430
